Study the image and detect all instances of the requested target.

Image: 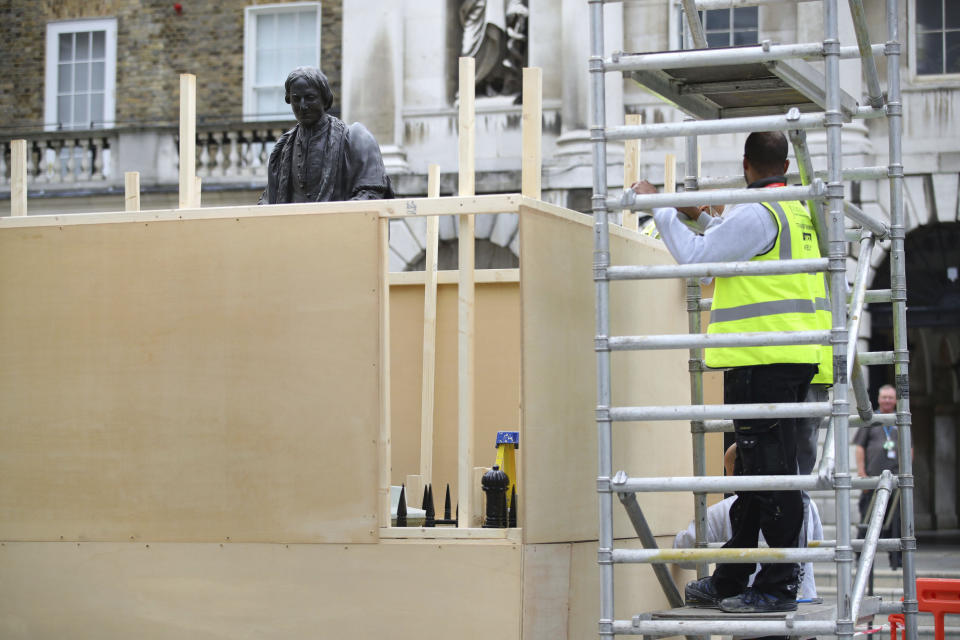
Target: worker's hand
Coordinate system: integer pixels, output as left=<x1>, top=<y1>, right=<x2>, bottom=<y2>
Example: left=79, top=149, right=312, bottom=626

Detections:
left=701, top=204, right=725, bottom=217
left=857, top=467, right=867, bottom=478
left=630, top=180, right=657, bottom=195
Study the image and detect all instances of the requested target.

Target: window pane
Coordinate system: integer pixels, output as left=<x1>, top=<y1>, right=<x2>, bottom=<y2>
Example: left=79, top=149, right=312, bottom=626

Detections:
left=92, top=31, right=105, bottom=58
left=734, top=30, right=758, bottom=46
left=916, top=0, right=943, bottom=31
left=90, top=93, right=104, bottom=126
left=707, top=32, right=729, bottom=47
left=948, top=1, right=960, bottom=29
left=295, top=46, right=316, bottom=67
left=256, top=49, right=277, bottom=84
left=734, top=7, right=758, bottom=29
left=277, top=11, right=297, bottom=38
left=947, top=31, right=960, bottom=73
left=91, top=61, right=105, bottom=91
left=76, top=31, right=90, bottom=60
left=705, top=9, right=730, bottom=30
left=297, top=10, right=317, bottom=45
left=917, top=31, right=944, bottom=74
left=74, top=61, right=89, bottom=92
left=256, top=87, right=286, bottom=119
left=58, top=95, right=72, bottom=126
left=59, top=33, right=73, bottom=61
left=58, top=62, right=72, bottom=92
left=73, top=93, right=88, bottom=125
left=257, top=13, right=277, bottom=48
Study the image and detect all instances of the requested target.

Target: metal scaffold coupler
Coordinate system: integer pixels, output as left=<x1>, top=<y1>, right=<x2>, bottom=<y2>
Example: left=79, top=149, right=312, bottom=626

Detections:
left=897, top=473, right=915, bottom=491
left=588, top=56, right=604, bottom=72
left=822, top=39, right=841, bottom=55
left=887, top=162, right=904, bottom=177
left=595, top=336, right=610, bottom=352
left=836, top=619, right=855, bottom=637
left=884, top=41, right=902, bottom=56
left=589, top=126, right=606, bottom=142
left=901, top=536, right=917, bottom=552
left=596, top=406, right=611, bottom=422
left=688, top=358, right=705, bottom=373
left=598, top=548, right=613, bottom=565
left=597, top=476, right=612, bottom=493
left=598, top=619, right=613, bottom=635
left=826, top=181, right=845, bottom=198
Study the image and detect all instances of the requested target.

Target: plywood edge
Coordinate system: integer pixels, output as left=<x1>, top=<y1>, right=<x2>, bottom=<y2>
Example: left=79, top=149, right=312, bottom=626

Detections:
left=518, top=196, right=666, bottom=247
left=0, top=195, right=523, bottom=229
left=390, top=269, right=520, bottom=286
left=379, top=527, right=522, bottom=542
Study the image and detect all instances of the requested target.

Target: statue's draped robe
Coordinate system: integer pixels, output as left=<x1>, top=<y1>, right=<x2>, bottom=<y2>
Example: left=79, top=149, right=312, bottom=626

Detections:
left=260, top=115, right=393, bottom=204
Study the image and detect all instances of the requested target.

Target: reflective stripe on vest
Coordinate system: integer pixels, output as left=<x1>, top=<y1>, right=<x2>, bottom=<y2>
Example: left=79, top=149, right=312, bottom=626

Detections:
left=704, top=199, right=822, bottom=369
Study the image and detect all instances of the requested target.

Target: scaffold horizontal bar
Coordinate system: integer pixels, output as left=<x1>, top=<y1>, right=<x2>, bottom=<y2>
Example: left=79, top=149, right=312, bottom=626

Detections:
left=609, top=402, right=830, bottom=421
left=808, top=538, right=903, bottom=551
left=859, top=351, right=894, bottom=365
left=611, top=547, right=835, bottom=564
left=605, top=42, right=883, bottom=71
left=615, top=619, right=836, bottom=636
left=864, top=289, right=892, bottom=303
left=607, top=258, right=826, bottom=280
left=696, top=0, right=820, bottom=9
left=699, top=165, right=889, bottom=189
left=610, top=182, right=824, bottom=212
left=605, top=112, right=826, bottom=142
left=608, top=330, right=828, bottom=351
left=698, top=413, right=898, bottom=431
left=606, top=473, right=897, bottom=493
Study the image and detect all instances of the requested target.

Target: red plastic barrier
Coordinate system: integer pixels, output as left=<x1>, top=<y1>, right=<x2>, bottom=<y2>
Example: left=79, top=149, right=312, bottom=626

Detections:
left=888, top=578, right=960, bottom=640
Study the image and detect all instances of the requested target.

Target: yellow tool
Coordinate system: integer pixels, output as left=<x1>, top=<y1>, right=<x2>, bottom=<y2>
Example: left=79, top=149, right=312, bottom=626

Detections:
left=493, top=431, right=519, bottom=501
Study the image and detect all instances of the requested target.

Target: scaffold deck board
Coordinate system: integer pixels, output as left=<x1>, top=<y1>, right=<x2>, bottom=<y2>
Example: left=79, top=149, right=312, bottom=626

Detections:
left=646, top=600, right=837, bottom=622
left=628, top=47, right=859, bottom=120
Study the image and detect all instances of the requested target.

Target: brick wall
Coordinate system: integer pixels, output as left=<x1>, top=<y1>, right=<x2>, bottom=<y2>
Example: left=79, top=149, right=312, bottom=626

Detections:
left=0, top=0, right=342, bottom=131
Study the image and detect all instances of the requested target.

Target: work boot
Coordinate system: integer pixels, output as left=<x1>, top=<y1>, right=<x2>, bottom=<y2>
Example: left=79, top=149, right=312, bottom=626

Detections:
left=684, top=576, right=724, bottom=608
left=719, top=587, right=797, bottom=613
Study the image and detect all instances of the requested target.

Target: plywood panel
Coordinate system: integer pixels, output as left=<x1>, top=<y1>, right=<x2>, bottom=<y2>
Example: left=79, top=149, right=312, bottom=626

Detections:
left=0, top=212, right=381, bottom=543
left=0, top=540, right=522, bottom=640
left=566, top=537, right=693, bottom=639
left=390, top=280, right=522, bottom=507
left=520, top=206, right=695, bottom=544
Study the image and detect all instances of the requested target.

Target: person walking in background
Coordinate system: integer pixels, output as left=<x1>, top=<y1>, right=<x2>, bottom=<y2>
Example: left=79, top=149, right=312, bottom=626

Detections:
left=854, top=384, right=902, bottom=569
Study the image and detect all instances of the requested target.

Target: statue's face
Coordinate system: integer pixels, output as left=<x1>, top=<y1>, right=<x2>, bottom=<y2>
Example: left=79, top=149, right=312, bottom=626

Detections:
left=288, top=77, right=325, bottom=127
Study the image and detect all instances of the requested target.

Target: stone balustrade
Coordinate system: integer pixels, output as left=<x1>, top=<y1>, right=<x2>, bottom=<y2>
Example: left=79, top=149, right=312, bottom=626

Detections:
left=0, top=120, right=293, bottom=192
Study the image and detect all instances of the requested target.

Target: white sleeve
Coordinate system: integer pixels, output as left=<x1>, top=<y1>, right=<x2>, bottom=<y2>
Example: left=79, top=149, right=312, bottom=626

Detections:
left=653, top=203, right=779, bottom=265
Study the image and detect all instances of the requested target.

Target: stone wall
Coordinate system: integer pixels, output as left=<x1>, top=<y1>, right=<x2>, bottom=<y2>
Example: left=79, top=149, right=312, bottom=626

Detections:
left=0, top=0, right=342, bottom=131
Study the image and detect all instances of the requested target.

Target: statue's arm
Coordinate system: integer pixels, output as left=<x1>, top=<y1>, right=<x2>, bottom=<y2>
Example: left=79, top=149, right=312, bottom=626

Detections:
left=345, top=123, right=394, bottom=200
left=258, top=131, right=293, bottom=204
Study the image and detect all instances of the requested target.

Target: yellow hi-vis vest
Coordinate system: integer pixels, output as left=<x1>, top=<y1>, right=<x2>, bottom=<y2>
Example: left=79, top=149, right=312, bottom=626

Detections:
left=810, top=269, right=833, bottom=385
left=705, top=199, right=822, bottom=369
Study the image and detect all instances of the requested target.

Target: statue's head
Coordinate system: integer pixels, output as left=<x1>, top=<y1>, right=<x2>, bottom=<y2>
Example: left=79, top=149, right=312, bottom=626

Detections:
left=284, top=66, right=334, bottom=127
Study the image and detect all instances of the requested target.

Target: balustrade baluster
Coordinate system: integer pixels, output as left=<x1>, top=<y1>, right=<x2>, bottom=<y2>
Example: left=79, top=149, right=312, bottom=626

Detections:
left=226, top=131, right=240, bottom=178
left=35, top=141, right=48, bottom=184
left=0, top=141, right=8, bottom=187
left=92, top=137, right=105, bottom=180
left=198, top=134, right=210, bottom=178
left=64, top=139, right=76, bottom=183
left=79, top=139, right=91, bottom=181
left=213, top=131, right=225, bottom=177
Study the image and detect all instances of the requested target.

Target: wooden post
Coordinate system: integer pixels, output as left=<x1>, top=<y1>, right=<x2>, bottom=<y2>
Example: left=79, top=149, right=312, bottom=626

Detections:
left=457, top=56, right=476, bottom=528
left=179, top=73, right=196, bottom=210
left=418, top=163, right=442, bottom=485
left=664, top=153, right=676, bottom=194
left=623, top=114, right=642, bottom=231
left=194, top=176, right=202, bottom=208
left=379, top=216, right=393, bottom=529
left=124, top=172, right=141, bottom=212
left=10, top=140, right=27, bottom=217
left=521, top=67, right=542, bottom=199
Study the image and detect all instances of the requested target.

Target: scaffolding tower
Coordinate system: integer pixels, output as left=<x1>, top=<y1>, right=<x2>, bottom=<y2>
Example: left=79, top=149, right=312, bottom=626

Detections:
left=589, top=0, right=917, bottom=638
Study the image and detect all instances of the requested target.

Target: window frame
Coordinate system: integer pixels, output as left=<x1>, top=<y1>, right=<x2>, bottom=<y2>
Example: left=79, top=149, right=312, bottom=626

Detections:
left=675, top=3, right=760, bottom=50
left=908, top=0, right=960, bottom=83
left=44, top=17, right=118, bottom=132
left=242, top=2, right=322, bottom=122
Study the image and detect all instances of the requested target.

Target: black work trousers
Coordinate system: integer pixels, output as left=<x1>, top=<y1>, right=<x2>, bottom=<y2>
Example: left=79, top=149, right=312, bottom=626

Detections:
left=712, top=363, right=817, bottom=600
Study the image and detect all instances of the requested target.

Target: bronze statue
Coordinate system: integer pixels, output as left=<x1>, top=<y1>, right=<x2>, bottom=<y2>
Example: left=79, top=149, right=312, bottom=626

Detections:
left=259, top=67, right=394, bottom=204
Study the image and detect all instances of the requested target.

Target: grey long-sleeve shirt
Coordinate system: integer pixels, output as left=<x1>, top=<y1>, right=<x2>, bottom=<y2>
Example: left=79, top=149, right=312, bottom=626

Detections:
left=652, top=201, right=779, bottom=265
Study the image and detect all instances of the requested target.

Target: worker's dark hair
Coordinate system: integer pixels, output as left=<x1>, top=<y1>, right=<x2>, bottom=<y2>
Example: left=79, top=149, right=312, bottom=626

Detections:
left=744, top=131, right=788, bottom=175
left=284, top=66, right=334, bottom=111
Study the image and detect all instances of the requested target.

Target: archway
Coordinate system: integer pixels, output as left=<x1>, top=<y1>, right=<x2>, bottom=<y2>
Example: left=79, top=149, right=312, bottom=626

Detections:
left=869, top=222, right=960, bottom=533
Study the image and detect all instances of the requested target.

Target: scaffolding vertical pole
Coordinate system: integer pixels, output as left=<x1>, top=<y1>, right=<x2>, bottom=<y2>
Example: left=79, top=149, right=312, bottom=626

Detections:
left=588, top=1, right=614, bottom=638
left=823, top=1, right=854, bottom=638
left=885, top=1, right=918, bottom=638
left=683, top=131, right=709, bottom=581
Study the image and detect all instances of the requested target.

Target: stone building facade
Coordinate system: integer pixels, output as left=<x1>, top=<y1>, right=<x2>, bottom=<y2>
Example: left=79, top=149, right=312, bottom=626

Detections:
left=0, top=0, right=342, bottom=130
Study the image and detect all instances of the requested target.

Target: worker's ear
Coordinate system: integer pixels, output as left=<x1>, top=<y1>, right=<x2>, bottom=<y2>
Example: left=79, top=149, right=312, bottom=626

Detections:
left=742, top=157, right=749, bottom=173
left=783, top=158, right=790, bottom=175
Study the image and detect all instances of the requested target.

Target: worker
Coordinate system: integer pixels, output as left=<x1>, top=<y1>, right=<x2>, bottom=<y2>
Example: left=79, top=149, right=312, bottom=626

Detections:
left=630, top=131, right=822, bottom=614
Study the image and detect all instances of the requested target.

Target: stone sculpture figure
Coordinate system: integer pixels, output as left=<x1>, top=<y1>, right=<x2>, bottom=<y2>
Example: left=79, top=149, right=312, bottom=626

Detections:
left=259, top=66, right=394, bottom=204
left=459, top=0, right=529, bottom=97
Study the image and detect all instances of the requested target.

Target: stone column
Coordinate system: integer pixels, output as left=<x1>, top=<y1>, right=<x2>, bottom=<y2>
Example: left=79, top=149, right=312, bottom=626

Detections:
left=552, top=0, right=623, bottom=183
left=341, top=0, right=408, bottom=172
